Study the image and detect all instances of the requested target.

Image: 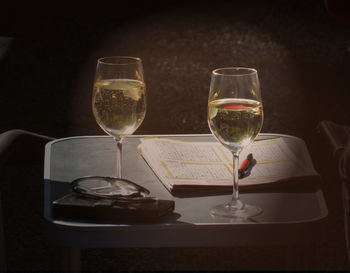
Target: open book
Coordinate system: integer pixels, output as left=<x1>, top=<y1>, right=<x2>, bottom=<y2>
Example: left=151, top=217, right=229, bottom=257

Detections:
left=138, top=136, right=320, bottom=195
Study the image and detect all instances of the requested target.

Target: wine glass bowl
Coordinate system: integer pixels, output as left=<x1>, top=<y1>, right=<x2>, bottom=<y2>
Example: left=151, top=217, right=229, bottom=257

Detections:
left=208, top=98, right=263, bottom=152
left=208, top=67, right=263, bottom=219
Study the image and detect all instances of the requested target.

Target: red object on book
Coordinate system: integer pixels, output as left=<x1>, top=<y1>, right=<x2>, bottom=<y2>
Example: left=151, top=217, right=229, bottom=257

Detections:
left=239, top=153, right=253, bottom=173
left=224, top=105, right=250, bottom=110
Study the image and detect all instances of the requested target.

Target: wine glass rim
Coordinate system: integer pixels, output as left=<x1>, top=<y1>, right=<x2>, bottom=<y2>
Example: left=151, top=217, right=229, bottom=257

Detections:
left=212, top=67, right=257, bottom=76
left=97, top=56, right=142, bottom=65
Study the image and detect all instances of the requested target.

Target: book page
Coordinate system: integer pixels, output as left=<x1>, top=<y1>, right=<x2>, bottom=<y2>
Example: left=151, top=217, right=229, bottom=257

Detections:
left=138, top=136, right=318, bottom=191
left=239, top=138, right=318, bottom=186
left=139, top=138, right=232, bottom=190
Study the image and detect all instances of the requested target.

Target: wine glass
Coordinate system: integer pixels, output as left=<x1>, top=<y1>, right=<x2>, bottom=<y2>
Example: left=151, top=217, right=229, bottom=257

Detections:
left=208, top=67, right=263, bottom=219
left=92, top=56, right=146, bottom=178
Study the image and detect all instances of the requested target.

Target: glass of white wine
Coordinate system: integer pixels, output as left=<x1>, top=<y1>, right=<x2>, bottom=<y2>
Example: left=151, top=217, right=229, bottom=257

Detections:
left=92, top=56, right=146, bottom=178
left=208, top=67, right=263, bottom=219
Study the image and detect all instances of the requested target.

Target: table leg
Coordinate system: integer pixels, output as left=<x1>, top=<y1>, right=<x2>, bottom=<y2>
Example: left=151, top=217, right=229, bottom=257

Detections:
left=62, top=247, right=81, bottom=273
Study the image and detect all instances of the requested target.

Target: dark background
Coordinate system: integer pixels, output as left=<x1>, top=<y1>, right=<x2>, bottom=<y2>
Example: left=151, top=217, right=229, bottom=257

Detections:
left=0, top=0, right=350, bottom=271
left=0, top=0, right=349, bottom=140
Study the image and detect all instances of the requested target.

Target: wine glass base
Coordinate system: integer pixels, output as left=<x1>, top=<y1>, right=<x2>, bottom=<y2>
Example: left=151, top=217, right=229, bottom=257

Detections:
left=210, top=201, right=262, bottom=219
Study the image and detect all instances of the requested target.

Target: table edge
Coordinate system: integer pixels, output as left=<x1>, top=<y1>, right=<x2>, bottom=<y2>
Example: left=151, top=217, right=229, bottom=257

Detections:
left=44, top=133, right=303, bottom=179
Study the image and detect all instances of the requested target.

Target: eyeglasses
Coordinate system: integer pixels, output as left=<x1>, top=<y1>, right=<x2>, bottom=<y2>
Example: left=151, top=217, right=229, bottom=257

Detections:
left=71, top=176, right=156, bottom=202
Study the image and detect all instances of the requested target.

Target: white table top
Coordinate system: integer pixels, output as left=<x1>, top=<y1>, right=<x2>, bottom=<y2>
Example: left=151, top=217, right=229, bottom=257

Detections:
left=44, top=134, right=328, bottom=248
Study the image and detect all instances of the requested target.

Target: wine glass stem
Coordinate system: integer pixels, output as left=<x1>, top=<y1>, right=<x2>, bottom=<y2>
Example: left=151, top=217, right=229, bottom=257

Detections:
left=116, top=140, right=122, bottom=178
left=231, top=152, right=240, bottom=204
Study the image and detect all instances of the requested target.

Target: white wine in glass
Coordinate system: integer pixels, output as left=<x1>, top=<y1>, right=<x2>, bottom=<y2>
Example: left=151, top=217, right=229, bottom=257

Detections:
left=208, top=67, right=263, bottom=219
left=92, top=56, right=146, bottom=178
